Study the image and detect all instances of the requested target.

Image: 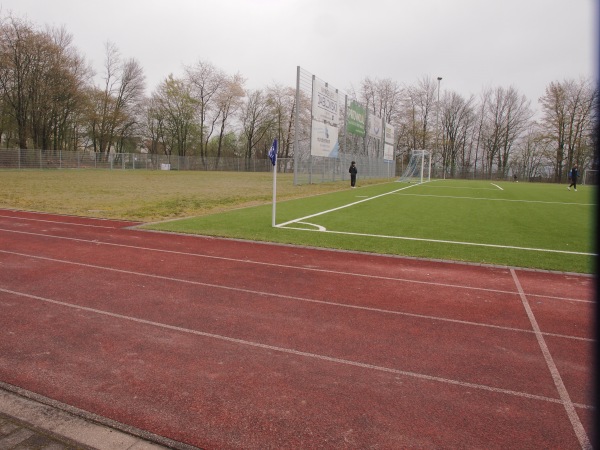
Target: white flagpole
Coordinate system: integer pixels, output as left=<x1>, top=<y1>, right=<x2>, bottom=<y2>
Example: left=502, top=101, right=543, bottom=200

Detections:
left=272, top=159, right=277, bottom=227
left=270, top=139, right=278, bottom=228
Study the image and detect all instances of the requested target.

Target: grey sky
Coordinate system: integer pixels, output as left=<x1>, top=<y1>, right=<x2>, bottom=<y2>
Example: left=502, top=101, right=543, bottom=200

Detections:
left=0, top=0, right=596, bottom=112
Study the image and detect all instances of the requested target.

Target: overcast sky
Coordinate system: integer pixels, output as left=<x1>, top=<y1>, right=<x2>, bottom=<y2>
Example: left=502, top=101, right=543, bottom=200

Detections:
left=0, top=0, right=596, bottom=112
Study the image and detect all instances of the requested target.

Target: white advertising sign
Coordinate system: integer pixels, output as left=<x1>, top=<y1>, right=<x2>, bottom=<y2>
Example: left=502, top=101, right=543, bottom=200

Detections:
left=312, top=78, right=339, bottom=126
left=384, top=123, right=395, bottom=145
left=368, top=114, right=382, bottom=139
left=384, top=143, right=394, bottom=161
left=310, top=120, right=339, bottom=157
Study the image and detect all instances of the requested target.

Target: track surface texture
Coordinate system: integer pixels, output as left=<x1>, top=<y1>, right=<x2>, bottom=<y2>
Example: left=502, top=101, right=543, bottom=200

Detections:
left=0, top=209, right=595, bottom=449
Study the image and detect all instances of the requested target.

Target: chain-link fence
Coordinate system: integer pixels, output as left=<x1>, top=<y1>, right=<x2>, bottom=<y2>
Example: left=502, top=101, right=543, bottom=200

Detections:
left=3, top=148, right=589, bottom=185
left=0, top=149, right=395, bottom=184
left=293, top=67, right=395, bottom=185
left=292, top=153, right=395, bottom=185
left=0, top=149, right=280, bottom=172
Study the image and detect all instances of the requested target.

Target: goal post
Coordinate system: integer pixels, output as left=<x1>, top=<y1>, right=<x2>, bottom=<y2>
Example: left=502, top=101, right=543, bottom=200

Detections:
left=583, top=169, right=598, bottom=185
left=397, top=150, right=431, bottom=183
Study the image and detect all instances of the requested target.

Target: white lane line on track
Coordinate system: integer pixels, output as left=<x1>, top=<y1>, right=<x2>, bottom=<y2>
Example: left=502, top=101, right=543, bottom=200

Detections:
left=0, top=248, right=592, bottom=343
left=0, top=286, right=593, bottom=410
left=510, top=269, right=592, bottom=450
left=0, top=227, right=592, bottom=305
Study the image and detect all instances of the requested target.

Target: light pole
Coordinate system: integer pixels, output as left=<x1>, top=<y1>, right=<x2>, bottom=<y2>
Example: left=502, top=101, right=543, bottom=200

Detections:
left=436, top=76, right=442, bottom=178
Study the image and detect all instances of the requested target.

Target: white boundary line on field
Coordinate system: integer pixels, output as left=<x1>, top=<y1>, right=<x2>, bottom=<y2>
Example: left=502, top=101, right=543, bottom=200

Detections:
left=275, top=182, right=424, bottom=228
left=491, top=183, right=504, bottom=190
left=277, top=226, right=595, bottom=256
left=393, top=193, right=595, bottom=206
left=276, top=182, right=595, bottom=256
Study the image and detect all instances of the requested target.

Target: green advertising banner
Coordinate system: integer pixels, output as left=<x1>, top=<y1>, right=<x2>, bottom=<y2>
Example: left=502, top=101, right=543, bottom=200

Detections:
left=346, top=101, right=366, bottom=137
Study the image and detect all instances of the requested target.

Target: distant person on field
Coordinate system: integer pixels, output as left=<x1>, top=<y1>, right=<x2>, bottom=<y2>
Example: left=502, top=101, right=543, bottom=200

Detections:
left=568, top=165, right=579, bottom=191
left=349, top=161, right=357, bottom=188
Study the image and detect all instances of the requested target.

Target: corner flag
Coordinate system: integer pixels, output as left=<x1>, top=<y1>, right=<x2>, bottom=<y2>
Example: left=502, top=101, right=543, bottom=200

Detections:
left=270, top=139, right=278, bottom=227
left=268, top=139, right=278, bottom=166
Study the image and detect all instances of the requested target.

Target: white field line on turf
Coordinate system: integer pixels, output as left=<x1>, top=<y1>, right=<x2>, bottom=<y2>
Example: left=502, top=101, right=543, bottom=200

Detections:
left=423, top=186, right=502, bottom=190
left=276, top=182, right=424, bottom=228
left=0, top=227, right=593, bottom=305
left=278, top=226, right=595, bottom=256
left=0, top=248, right=593, bottom=343
left=491, top=183, right=503, bottom=190
left=395, top=193, right=595, bottom=207
left=0, top=285, right=593, bottom=410
left=274, top=183, right=594, bottom=256
left=511, top=269, right=592, bottom=450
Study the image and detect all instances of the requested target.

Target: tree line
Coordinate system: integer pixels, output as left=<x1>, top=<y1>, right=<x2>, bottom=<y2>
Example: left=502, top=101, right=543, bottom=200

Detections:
left=1, top=13, right=597, bottom=181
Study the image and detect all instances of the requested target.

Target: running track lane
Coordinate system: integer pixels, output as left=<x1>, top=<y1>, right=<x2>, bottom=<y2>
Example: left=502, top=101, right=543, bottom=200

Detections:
left=0, top=209, right=594, bottom=449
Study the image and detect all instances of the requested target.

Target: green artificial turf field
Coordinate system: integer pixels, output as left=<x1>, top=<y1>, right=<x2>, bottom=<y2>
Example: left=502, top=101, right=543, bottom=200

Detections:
left=146, top=179, right=596, bottom=274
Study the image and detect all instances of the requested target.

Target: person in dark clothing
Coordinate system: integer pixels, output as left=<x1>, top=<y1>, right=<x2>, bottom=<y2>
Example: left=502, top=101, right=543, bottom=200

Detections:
left=568, top=165, right=579, bottom=191
left=349, top=161, right=357, bottom=188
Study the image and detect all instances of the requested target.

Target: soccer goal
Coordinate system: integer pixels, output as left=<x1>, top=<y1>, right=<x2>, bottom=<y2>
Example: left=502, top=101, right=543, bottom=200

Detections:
left=583, top=169, right=598, bottom=185
left=397, top=150, right=431, bottom=183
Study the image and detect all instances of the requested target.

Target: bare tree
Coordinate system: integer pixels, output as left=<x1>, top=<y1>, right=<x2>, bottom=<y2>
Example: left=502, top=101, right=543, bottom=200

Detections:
left=240, top=89, right=274, bottom=162
left=214, top=72, right=245, bottom=165
left=141, top=96, right=164, bottom=158
left=150, top=74, right=198, bottom=158
left=465, top=90, right=490, bottom=178
left=0, top=16, right=36, bottom=149
left=357, top=77, right=403, bottom=158
left=88, top=42, right=145, bottom=158
left=481, top=86, right=533, bottom=178
left=399, top=76, right=437, bottom=154
left=266, top=82, right=297, bottom=162
left=29, top=26, right=90, bottom=152
left=0, top=15, right=90, bottom=153
left=539, top=78, right=597, bottom=181
left=440, top=91, right=476, bottom=177
left=185, top=60, right=227, bottom=163
left=513, top=124, right=551, bottom=180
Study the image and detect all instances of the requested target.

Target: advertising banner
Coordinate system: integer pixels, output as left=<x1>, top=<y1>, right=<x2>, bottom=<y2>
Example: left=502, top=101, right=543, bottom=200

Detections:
left=347, top=101, right=366, bottom=137
left=310, top=120, right=339, bottom=157
left=312, top=78, right=339, bottom=126
left=384, top=122, right=394, bottom=161
left=384, top=143, right=394, bottom=161
left=384, top=122, right=395, bottom=145
left=368, top=113, right=382, bottom=139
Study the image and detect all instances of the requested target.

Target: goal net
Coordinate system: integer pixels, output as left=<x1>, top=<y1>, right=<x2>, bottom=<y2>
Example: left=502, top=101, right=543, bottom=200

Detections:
left=397, top=150, right=431, bottom=183
left=583, top=169, right=598, bottom=185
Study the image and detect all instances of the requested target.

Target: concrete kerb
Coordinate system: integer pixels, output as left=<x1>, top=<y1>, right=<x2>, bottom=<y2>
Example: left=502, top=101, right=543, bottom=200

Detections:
left=0, top=382, right=199, bottom=450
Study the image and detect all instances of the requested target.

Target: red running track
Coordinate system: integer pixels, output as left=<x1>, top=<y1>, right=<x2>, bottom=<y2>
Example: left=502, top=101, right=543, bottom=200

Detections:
left=0, top=209, right=594, bottom=449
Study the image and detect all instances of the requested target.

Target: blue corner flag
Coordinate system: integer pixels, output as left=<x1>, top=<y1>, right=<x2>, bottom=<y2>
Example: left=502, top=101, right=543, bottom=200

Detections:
left=268, top=139, right=278, bottom=166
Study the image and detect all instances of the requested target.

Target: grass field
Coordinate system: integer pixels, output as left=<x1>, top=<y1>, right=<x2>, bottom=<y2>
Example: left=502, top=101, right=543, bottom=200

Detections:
left=0, top=170, right=595, bottom=273
left=0, top=170, right=370, bottom=219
